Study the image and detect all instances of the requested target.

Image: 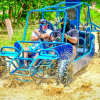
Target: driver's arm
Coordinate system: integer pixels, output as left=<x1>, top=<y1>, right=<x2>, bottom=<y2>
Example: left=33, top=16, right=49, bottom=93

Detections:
left=65, top=35, right=78, bottom=43
left=64, top=30, right=78, bottom=43
left=34, top=28, right=50, bottom=39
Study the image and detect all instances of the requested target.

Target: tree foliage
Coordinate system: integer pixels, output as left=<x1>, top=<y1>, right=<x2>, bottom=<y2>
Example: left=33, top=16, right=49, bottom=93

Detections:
left=0, top=0, right=99, bottom=26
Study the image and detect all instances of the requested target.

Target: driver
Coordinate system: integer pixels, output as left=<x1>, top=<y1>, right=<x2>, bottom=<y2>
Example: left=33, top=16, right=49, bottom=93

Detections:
left=51, top=17, right=78, bottom=59
left=24, top=19, right=52, bottom=68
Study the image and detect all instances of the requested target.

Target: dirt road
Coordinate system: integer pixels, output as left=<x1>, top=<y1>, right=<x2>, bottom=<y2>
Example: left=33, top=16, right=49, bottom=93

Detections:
left=89, top=5, right=100, bottom=13
left=0, top=5, right=100, bottom=100
left=0, top=55, right=100, bottom=100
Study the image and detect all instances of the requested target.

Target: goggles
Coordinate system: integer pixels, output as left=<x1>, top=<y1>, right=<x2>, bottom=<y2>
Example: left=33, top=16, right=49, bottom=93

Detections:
left=39, top=22, right=46, bottom=26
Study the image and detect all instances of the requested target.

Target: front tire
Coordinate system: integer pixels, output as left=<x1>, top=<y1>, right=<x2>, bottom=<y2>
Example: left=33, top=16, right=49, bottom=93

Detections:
left=56, top=60, right=74, bottom=86
left=0, top=56, right=7, bottom=77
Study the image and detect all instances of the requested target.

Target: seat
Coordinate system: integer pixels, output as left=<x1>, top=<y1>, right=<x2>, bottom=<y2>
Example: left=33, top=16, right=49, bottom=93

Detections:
left=77, top=37, right=88, bottom=55
left=77, top=31, right=90, bottom=57
left=70, top=23, right=75, bottom=29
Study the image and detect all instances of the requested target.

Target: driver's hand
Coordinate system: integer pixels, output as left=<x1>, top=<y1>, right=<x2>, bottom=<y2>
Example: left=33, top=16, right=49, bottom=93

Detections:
left=64, top=33, right=67, bottom=38
left=61, top=33, right=67, bottom=37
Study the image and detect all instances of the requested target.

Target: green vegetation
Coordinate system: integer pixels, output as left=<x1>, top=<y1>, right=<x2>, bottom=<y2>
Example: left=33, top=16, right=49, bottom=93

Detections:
left=95, top=3, right=100, bottom=9
left=90, top=9, right=100, bottom=26
left=0, top=0, right=65, bottom=47
left=0, top=0, right=99, bottom=25
left=0, top=0, right=65, bottom=25
left=80, top=7, right=100, bottom=26
left=0, top=0, right=100, bottom=48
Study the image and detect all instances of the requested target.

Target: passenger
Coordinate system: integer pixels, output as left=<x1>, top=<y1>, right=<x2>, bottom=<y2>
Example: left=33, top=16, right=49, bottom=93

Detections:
left=24, top=19, right=53, bottom=68
left=51, top=17, right=78, bottom=59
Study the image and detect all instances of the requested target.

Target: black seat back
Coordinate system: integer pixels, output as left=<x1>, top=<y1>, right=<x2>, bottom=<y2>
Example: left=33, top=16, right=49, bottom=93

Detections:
left=70, top=23, right=75, bottom=29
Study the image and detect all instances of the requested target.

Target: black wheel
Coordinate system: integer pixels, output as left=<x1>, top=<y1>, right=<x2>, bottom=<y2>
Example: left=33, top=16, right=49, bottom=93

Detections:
left=56, top=60, right=74, bottom=86
left=0, top=56, right=8, bottom=77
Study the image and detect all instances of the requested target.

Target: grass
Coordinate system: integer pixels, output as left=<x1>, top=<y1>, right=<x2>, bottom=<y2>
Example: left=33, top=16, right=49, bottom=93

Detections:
left=90, top=9, right=100, bottom=26
left=80, top=8, right=100, bottom=26
left=95, top=3, right=100, bottom=9
left=0, top=24, right=38, bottom=48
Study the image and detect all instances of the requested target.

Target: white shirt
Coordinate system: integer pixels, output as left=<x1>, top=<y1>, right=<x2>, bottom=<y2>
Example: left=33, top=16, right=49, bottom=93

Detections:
left=31, top=29, right=52, bottom=49
left=31, top=29, right=52, bottom=41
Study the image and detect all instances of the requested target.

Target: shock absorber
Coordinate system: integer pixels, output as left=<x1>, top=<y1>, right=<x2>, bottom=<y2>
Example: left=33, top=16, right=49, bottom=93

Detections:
left=97, top=32, right=100, bottom=57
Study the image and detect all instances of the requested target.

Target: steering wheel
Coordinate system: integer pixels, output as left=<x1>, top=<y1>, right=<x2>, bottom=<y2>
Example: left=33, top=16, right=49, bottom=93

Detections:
left=50, top=31, right=62, bottom=42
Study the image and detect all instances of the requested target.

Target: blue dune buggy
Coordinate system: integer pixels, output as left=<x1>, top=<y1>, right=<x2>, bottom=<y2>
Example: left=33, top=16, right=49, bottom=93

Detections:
left=0, top=0, right=100, bottom=86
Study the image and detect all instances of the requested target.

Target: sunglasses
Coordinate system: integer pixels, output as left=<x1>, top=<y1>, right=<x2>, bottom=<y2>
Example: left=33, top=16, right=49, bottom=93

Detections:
left=39, top=22, right=46, bottom=26
left=39, top=23, right=46, bottom=26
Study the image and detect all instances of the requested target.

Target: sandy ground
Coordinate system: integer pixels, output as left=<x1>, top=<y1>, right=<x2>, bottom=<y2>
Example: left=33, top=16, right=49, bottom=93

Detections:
left=0, top=33, right=100, bottom=100
left=0, top=6, right=100, bottom=100
left=89, top=5, right=100, bottom=13
left=0, top=55, right=100, bottom=100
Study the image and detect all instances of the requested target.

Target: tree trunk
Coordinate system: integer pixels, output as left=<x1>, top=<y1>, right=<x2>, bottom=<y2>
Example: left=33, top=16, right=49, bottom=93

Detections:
left=14, top=0, right=17, bottom=23
left=29, top=3, right=31, bottom=22
left=38, top=0, right=41, bottom=21
left=17, top=6, right=23, bottom=21
left=2, top=9, right=5, bottom=22
left=17, top=0, right=28, bottom=22
left=83, top=8, right=87, bottom=20
left=2, top=0, right=5, bottom=22
left=35, top=3, right=38, bottom=23
left=57, top=0, right=59, bottom=3
left=9, top=5, right=12, bottom=22
left=47, top=0, right=49, bottom=6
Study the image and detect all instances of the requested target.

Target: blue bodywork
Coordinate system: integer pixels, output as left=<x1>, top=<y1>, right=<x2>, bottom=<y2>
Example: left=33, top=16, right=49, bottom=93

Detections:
left=0, top=1, right=100, bottom=84
left=73, top=33, right=95, bottom=74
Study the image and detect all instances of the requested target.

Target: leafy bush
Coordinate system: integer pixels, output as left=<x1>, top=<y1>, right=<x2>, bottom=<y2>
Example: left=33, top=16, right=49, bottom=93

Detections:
left=95, top=3, right=100, bottom=9
left=80, top=6, right=100, bottom=26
